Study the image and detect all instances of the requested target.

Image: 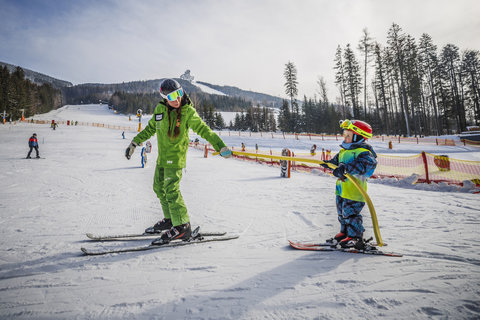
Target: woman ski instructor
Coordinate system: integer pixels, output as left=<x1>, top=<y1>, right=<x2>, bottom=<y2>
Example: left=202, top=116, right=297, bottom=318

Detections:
left=125, top=79, right=232, bottom=244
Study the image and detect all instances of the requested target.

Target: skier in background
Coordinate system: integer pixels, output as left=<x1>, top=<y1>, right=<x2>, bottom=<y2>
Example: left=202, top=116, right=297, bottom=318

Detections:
left=26, top=133, right=40, bottom=158
left=125, top=79, right=232, bottom=244
left=321, top=120, right=377, bottom=250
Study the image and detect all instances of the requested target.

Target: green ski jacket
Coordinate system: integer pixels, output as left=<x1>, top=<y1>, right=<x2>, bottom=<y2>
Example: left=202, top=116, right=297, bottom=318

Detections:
left=133, top=97, right=226, bottom=168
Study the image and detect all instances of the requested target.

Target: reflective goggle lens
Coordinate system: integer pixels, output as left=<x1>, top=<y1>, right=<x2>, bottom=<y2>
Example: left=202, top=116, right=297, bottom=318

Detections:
left=339, top=119, right=372, bottom=139
left=340, top=119, right=352, bottom=130
left=165, top=89, right=184, bottom=101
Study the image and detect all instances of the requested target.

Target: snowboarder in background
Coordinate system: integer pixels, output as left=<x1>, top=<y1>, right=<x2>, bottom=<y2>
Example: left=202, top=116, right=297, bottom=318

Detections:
left=122, top=131, right=125, bottom=139
left=125, top=79, right=232, bottom=244
left=310, top=144, right=317, bottom=155
left=321, top=120, right=377, bottom=250
left=26, top=133, right=40, bottom=158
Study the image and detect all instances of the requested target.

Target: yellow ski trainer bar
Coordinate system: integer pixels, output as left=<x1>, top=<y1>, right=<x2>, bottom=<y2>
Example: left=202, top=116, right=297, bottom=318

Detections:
left=214, top=150, right=384, bottom=246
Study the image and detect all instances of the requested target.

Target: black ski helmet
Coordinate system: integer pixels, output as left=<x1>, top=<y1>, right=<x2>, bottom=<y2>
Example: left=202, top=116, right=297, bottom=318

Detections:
left=160, top=79, right=182, bottom=97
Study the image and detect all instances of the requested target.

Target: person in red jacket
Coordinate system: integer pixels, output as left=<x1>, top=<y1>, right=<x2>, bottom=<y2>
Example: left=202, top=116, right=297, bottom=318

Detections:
left=26, top=133, right=40, bottom=158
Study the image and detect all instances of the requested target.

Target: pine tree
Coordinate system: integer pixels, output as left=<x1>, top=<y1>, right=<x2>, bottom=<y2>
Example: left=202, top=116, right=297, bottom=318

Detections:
left=317, top=76, right=329, bottom=105
left=268, top=109, right=277, bottom=132
left=418, top=33, right=441, bottom=135
left=387, top=23, right=411, bottom=136
left=284, top=61, right=298, bottom=114
left=278, top=99, right=292, bottom=132
left=404, top=35, right=423, bottom=136
left=333, top=45, right=347, bottom=117
left=358, top=28, right=375, bottom=119
left=0, top=66, right=9, bottom=116
left=233, top=113, right=241, bottom=130
left=301, top=96, right=316, bottom=133
left=214, top=112, right=225, bottom=129
left=441, top=44, right=467, bottom=132
left=343, top=44, right=362, bottom=118
left=462, top=50, right=480, bottom=125
left=373, top=42, right=389, bottom=133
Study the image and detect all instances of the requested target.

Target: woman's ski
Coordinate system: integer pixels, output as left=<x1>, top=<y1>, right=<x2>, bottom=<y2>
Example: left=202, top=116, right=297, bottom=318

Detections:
left=86, top=229, right=226, bottom=241
left=81, top=234, right=239, bottom=256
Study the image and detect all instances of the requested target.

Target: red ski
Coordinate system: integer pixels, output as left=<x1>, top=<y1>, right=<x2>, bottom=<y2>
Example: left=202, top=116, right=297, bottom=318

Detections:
left=288, top=240, right=402, bottom=257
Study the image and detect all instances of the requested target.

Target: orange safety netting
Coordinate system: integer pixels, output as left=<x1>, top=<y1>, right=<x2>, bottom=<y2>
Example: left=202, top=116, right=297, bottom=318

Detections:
left=374, top=154, right=425, bottom=180
left=193, top=143, right=480, bottom=187
left=423, top=153, right=480, bottom=185
left=15, top=119, right=479, bottom=187
left=374, top=153, right=480, bottom=186
left=19, top=119, right=135, bottom=131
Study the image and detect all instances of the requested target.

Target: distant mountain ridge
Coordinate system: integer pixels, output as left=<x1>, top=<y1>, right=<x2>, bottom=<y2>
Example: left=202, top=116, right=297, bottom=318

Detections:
left=1, top=61, right=283, bottom=108
left=0, top=61, right=73, bottom=89
left=196, top=81, right=283, bottom=108
left=65, top=78, right=283, bottom=108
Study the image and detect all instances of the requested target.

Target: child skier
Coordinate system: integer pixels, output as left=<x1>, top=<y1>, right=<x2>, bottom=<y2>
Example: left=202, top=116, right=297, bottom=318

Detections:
left=26, top=133, right=40, bottom=158
left=322, top=120, right=377, bottom=249
left=125, top=79, right=232, bottom=244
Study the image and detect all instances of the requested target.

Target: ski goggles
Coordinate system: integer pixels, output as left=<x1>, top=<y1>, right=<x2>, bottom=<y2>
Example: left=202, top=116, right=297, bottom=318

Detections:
left=162, top=88, right=184, bottom=102
left=340, top=119, right=372, bottom=139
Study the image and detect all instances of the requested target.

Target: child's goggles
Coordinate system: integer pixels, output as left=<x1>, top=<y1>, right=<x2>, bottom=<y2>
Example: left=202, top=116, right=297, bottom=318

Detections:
left=162, top=88, right=184, bottom=102
left=340, top=119, right=372, bottom=139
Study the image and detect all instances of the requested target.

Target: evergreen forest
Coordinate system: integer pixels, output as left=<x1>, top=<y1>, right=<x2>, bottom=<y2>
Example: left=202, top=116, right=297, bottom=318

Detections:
left=0, top=66, right=63, bottom=121
left=2, top=23, right=479, bottom=137
left=278, top=23, right=480, bottom=136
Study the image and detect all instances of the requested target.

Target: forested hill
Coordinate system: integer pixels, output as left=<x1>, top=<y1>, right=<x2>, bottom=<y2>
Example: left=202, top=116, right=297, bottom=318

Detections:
left=63, top=79, right=282, bottom=109
left=1, top=61, right=283, bottom=120
left=63, top=78, right=202, bottom=103
left=0, top=61, right=72, bottom=89
left=63, top=78, right=283, bottom=114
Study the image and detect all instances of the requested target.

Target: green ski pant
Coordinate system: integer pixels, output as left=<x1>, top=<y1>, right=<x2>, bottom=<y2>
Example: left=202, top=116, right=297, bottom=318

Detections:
left=153, top=165, right=189, bottom=226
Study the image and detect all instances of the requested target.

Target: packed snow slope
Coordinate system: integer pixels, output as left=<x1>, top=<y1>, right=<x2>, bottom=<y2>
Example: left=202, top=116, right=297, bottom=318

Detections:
left=0, top=105, right=479, bottom=319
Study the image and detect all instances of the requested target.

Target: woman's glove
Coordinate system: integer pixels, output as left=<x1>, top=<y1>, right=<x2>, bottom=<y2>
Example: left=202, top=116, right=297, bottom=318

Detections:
left=125, top=141, right=138, bottom=160
left=219, top=147, right=232, bottom=158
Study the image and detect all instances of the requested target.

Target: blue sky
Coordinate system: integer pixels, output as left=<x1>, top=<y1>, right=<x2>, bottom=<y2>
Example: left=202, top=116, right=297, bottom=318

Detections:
left=1, top=0, right=479, bottom=101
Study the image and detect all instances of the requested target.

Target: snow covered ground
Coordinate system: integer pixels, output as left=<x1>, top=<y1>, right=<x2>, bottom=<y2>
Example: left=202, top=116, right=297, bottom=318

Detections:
left=1, top=104, right=479, bottom=319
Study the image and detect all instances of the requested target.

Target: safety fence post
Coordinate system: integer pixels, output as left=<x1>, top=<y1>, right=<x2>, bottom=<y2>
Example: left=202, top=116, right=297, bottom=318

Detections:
left=421, top=151, right=430, bottom=184
left=280, top=148, right=291, bottom=178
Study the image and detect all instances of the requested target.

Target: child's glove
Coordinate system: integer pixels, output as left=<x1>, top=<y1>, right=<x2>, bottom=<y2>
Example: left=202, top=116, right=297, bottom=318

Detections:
left=320, top=160, right=331, bottom=169
left=332, top=163, right=346, bottom=179
left=219, top=147, right=232, bottom=158
left=125, top=140, right=138, bottom=160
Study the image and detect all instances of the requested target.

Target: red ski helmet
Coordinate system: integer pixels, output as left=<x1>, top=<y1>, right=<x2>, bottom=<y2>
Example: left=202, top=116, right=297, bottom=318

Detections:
left=340, top=119, right=372, bottom=140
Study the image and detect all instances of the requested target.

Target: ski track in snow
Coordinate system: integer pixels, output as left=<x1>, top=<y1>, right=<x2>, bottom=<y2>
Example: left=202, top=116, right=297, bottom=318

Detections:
left=0, top=104, right=479, bottom=319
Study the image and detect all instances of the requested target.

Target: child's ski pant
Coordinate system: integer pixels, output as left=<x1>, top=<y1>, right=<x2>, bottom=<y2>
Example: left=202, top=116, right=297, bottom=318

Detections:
left=153, top=165, right=189, bottom=226
left=336, top=195, right=365, bottom=238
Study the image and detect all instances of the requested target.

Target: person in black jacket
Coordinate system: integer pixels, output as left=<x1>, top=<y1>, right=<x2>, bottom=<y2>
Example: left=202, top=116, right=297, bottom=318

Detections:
left=27, top=133, right=40, bottom=158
